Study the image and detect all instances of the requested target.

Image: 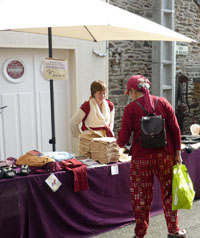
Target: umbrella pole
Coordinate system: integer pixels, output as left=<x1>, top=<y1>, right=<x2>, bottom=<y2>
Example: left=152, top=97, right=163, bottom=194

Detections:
left=48, top=27, right=56, bottom=151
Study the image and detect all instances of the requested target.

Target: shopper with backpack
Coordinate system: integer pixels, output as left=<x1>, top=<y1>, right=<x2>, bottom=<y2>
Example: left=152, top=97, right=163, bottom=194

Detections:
left=117, top=75, right=186, bottom=238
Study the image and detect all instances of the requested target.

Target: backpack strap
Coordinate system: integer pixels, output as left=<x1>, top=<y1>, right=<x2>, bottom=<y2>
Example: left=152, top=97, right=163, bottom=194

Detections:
left=135, top=101, right=147, bottom=114
left=136, top=97, right=159, bottom=115
left=154, top=97, right=159, bottom=112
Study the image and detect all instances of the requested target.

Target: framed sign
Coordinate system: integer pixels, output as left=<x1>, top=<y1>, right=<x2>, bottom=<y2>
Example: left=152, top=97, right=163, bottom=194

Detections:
left=3, top=58, right=26, bottom=83
left=42, top=58, right=68, bottom=80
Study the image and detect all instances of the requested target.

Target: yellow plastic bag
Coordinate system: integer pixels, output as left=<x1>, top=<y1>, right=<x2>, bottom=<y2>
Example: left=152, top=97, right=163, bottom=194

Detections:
left=172, top=164, right=195, bottom=210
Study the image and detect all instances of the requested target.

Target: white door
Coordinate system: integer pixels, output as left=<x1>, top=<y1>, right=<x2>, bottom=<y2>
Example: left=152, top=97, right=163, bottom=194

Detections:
left=0, top=48, right=71, bottom=160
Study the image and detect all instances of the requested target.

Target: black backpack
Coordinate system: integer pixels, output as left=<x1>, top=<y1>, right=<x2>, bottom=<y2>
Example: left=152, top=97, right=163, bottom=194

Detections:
left=136, top=97, right=167, bottom=149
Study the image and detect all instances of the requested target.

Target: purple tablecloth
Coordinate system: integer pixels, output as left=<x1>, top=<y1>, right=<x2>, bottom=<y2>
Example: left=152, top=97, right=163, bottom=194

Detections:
left=182, top=150, right=200, bottom=199
left=0, top=150, right=198, bottom=238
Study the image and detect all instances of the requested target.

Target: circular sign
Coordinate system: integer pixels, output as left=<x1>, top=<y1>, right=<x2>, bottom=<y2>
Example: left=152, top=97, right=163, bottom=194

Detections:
left=6, top=60, right=24, bottom=79
left=3, top=58, right=26, bottom=83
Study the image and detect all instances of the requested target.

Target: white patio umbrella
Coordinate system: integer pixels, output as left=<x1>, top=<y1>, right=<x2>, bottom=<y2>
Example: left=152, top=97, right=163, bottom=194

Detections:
left=0, top=0, right=195, bottom=151
left=0, top=0, right=194, bottom=42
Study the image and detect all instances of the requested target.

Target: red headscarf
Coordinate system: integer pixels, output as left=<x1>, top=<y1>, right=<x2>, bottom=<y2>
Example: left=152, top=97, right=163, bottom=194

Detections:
left=126, top=75, right=154, bottom=114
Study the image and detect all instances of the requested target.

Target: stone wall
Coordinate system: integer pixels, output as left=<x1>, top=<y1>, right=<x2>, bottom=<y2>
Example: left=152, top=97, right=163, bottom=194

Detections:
left=108, top=0, right=200, bottom=135
left=175, top=0, right=200, bottom=134
left=108, top=0, right=153, bottom=135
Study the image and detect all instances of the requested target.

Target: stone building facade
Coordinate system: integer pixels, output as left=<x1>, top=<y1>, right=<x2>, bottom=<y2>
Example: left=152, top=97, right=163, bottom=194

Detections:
left=108, top=0, right=200, bottom=136
left=175, top=0, right=200, bottom=134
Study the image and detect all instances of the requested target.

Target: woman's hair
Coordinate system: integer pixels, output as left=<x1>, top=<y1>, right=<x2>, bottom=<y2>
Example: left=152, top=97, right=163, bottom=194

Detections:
left=90, top=80, right=106, bottom=97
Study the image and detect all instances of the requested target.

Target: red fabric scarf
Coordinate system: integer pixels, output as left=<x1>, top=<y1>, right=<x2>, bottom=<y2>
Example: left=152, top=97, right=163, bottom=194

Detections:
left=61, top=158, right=89, bottom=192
left=126, top=75, right=154, bottom=114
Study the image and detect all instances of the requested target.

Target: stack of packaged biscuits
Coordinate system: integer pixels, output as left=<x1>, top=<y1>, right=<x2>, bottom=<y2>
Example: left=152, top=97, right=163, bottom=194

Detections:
left=90, top=137, right=119, bottom=164
left=78, top=134, right=100, bottom=158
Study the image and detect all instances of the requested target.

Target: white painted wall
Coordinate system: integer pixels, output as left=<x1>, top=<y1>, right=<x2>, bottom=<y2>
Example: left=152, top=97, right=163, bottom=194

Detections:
left=0, top=31, right=108, bottom=157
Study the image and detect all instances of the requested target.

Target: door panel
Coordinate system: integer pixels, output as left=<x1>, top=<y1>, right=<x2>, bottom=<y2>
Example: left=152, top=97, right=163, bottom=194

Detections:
left=0, top=48, right=71, bottom=160
left=19, top=92, right=36, bottom=154
left=1, top=93, right=20, bottom=158
left=39, top=91, right=51, bottom=152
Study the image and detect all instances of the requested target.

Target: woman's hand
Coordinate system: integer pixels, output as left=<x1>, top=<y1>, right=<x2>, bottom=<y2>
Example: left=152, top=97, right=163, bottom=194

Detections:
left=175, top=150, right=182, bottom=164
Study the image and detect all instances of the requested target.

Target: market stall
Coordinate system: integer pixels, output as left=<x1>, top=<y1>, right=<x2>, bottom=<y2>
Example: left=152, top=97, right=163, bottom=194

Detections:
left=0, top=149, right=199, bottom=238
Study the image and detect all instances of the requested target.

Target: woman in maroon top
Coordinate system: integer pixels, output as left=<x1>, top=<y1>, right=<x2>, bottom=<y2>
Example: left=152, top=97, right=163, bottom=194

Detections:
left=117, top=75, right=186, bottom=238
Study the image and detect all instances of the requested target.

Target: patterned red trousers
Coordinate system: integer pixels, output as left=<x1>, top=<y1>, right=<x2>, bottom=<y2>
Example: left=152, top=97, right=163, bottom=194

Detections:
left=130, top=151, right=179, bottom=237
